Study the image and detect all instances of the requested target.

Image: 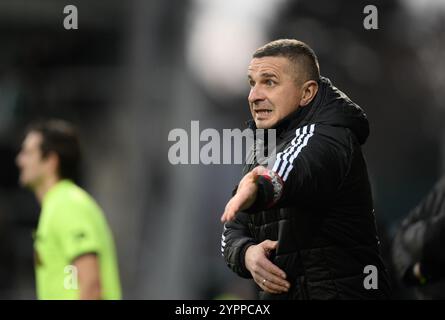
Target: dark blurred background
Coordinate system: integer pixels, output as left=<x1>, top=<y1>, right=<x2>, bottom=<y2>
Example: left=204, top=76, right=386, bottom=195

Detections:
left=0, top=0, right=444, bottom=299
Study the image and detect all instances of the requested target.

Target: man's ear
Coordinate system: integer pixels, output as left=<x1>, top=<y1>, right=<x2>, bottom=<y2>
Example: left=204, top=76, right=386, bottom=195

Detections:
left=45, top=152, right=60, bottom=176
left=299, top=80, right=319, bottom=107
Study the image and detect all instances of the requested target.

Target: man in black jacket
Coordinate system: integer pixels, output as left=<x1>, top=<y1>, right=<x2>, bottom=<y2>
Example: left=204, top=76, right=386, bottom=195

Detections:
left=220, top=39, right=391, bottom=299
left=392, top=177, right=445, bottom=299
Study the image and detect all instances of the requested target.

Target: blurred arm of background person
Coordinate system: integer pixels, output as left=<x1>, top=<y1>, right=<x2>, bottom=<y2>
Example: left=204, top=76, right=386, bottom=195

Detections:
left=74, top=253, right=102, bottom=300
left=392, top=177, right=445, bottom=288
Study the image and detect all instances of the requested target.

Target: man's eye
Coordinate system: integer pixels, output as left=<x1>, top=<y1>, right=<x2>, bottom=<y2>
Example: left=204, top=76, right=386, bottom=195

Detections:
left=249, top=81, right=255, bottom=87
left=266, top=79, right=275, bottom=86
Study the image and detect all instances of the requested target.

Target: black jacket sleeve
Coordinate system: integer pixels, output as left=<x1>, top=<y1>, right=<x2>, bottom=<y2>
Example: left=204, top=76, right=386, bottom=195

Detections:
left=221, top=211, right=257, bottom=279
left=245, top=124, right=352, bottom=212
left=392, top=177, right=445, bottom=284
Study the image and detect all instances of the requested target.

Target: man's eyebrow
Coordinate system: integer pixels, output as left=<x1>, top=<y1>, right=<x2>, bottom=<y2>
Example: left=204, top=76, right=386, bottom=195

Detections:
left=260, top=72, right=278, bottom=79
left=247, top=72, right=278, bottom=80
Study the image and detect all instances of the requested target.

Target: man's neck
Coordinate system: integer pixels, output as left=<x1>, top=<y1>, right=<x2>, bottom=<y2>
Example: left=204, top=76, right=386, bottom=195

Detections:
left=35, top=175, right=60, bottom=204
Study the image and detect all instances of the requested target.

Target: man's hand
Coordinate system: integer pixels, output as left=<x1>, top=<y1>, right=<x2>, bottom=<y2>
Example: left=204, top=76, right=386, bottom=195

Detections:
left=221, top=166, right=269, bottom=223
left=413, top=262, right=427, bottom=285
left=245, top=240, right=290, bottom=294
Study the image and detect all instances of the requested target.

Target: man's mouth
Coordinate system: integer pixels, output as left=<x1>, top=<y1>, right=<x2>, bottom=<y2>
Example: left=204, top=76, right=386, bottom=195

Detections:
left=255, top=109, right=273, bottom=117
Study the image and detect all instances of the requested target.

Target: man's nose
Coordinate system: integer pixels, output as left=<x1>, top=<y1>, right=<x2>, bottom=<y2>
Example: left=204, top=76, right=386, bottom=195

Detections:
left=248, top=85, right=266, bottom=104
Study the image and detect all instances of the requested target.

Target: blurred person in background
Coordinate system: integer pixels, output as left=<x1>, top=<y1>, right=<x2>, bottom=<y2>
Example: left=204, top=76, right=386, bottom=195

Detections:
left=392, top=177, right=445, bottom=299
left=221, top=39, right=391, bottom=299
left=16, top=119, right=121, bottom=300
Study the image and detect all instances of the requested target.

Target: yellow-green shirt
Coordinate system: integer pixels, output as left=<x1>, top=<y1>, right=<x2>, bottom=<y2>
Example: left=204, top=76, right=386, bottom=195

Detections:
left=34, top=180, right=121, bottom=300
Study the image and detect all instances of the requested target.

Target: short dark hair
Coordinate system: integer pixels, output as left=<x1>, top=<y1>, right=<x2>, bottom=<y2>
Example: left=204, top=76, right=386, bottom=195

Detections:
left=253, top=39, right=320, bottom=82
left=27, top=119, right=81, bottom=181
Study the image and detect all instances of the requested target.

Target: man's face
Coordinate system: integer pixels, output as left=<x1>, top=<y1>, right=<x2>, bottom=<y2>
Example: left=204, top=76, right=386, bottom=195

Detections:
left=248, top=56, right=304, bottom=129
left=16, top=132, right=49, bottom=189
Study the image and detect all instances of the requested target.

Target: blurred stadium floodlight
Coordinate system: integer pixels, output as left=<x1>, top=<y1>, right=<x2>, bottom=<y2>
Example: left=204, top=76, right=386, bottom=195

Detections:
left=403, top=0, right=445, bottom=13
left=186, top=0, right=288, bottom=100
left=402, top=0, right=445, bottom=175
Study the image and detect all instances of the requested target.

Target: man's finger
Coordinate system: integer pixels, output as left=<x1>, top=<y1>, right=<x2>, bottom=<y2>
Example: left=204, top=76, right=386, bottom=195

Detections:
left=256, top=277, right=285, bottom=294
left=221, top=190, right=249, bottom=222
left=261, top=277, right=289, bottom=293
left=220, top=198, right=239, bottom=222
left=257, top=278, right=281, bottom=294
left=253, top=256, right=290, bottom=290
left=256, top=268, right=290, bottom=291
left=221, top=211, right=234, bottom=223
left=220, top=207, right=230, bottom=223
left=262, top=286, right=281, bottom=294
left=220, top=210, right=233, bottom=223
left=262, top=240, right=278, bottom=252
left=258, top=256, right=288, bottom=280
